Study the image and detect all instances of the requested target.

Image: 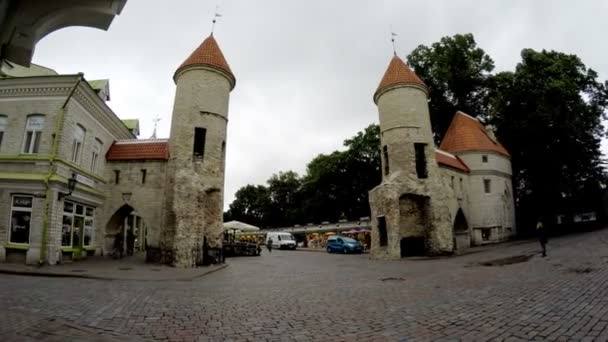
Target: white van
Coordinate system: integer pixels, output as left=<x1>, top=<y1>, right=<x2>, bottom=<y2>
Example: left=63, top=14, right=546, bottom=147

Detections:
left=266, top=232, right=297, bottom=250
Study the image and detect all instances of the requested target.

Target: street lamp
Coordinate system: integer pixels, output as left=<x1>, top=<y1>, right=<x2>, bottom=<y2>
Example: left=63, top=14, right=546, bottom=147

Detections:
left=58, top=173, right=78, bottom=201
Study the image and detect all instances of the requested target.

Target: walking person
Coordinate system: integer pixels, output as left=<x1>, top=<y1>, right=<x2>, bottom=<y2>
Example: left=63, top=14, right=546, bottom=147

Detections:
left=537, top=217, right=548, bottom=257
left=267, top=238, right=273, bottom=253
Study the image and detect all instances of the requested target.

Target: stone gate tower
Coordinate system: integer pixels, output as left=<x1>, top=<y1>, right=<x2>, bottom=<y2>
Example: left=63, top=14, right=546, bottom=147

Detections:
left=369, top=55, right=454, bottom=259
left=162, top=34, right=236, bottom=267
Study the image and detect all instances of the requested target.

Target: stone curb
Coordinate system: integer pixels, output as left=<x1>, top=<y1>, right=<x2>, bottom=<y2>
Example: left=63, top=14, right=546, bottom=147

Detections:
left=0, top=263, right=229, bottom=281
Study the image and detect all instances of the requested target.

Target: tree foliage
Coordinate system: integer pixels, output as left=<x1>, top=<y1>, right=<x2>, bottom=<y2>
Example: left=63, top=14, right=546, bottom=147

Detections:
left=407, top=33, right=495, bottom=143
left=488, top=49, right=608, bottom=226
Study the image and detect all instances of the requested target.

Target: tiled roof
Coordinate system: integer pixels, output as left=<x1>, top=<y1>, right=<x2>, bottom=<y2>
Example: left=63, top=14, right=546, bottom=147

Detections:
left=374, top=55, right=427, bottom=103
left=174, top=34, right=235, bottom=87
left=106, top=139, right=169, bottom=161
left=435, top=149, right=469, bottom=173
left=440, top=111, right=510, bottom=157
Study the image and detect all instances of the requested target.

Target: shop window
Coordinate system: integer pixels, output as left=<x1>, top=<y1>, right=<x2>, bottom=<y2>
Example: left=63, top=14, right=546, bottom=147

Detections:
left=0, top=114, right=7, bottom=150
left=382, top=145, right=389, bottom=176
left=23, top=114, right=45, bottom=154
left=482, top=155, right=488, bottom=163
left=62, top=201, right=95, bottom=247
left=10, top=195, right=33, bottom=244
left=378, top=216, right=388, bottom=247
left=193, top=127, right=207, bottom=159
left=71, top=124, right=86, bottom=163
left=484, top=179, right=491, bottom=193
left=414, top=143, right=428, bottom=179
left=141, top=169, right=147, bottom=184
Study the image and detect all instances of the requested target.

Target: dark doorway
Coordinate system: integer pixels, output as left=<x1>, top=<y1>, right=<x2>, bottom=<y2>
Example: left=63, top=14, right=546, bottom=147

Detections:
left=400, top=237, right=426, bottom=257
left=105, top=204, right=145, bottom=258
left=453, top=208, right=470, bottom=251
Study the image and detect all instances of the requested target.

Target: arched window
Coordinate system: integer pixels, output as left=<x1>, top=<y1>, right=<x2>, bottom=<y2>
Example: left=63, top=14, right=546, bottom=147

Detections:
left=71, top=124, right=86, bottom=163
left=23, top=114, right=45, bottom=154
left=0, top=114, right=7, bottom=150
left=91, top=138, right=102, bottom=172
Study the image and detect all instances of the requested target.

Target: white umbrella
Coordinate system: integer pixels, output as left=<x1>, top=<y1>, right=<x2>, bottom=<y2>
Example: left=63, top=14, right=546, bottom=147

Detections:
left=223, top=220, right=260, bottom=232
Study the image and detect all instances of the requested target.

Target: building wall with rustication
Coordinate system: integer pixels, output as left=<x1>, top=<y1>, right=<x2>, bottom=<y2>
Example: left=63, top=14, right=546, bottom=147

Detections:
left=369, top=82, right=516, bottom=260
left=162, top=66, right=230, bottom=267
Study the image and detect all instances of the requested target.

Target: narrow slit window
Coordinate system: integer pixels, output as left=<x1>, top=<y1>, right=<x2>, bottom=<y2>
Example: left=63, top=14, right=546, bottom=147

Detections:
left=484, top=179, right=491, bottom=193
left=414, top=143, right=428, bottom=179
left=378, top=216, right=388, bottom=247
left=114, top=170, right=120, bottom=184
left=482, top=155, right=488, bottom=163
left=382, top=145, right=389, bottom=176
left=141, top=169, right=147, bottom=184
left=193, top=127, right=207, bottom=159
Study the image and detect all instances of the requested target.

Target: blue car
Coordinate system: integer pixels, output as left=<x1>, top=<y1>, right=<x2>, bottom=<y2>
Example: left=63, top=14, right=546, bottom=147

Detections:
left=326, top=236, right=363, bottom=254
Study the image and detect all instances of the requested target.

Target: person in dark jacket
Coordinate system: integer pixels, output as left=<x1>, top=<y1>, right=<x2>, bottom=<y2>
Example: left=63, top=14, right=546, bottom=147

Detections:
left=267, top=238, right=273, bottom=253
left=537, top=217, right=548, bottom=257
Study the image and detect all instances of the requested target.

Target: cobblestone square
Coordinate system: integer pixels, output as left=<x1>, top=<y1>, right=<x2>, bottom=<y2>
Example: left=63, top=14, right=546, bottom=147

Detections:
left=2, top=229, right=608, bottom=341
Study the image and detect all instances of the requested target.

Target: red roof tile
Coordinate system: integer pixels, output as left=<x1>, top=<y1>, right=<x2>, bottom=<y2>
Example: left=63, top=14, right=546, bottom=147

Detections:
left=374, top=55, right=427, bottom=103
left=174, top=34, right=235, bottom=88
left=106, top=139, right=169, bottom=161
left=440, top=111, right=510, bottom=157
left=435, top=150, right=470, bottom=173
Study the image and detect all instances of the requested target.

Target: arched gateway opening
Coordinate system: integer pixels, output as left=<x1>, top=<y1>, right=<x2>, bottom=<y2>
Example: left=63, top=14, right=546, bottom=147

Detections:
left=452, top=208, right=470, bottom=251
left=105, top=204, right=147, bottom=258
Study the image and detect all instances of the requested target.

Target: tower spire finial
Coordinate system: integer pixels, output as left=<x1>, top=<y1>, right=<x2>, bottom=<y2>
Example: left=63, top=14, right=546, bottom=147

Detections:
left=151, top=114, right=161, bottom=139
left=211, top=5, right=222, bottom=35
left=390, top=26, right=398, bottom=56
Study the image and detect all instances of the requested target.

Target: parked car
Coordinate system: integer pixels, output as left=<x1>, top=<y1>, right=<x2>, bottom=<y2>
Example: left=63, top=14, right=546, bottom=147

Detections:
left=326, top=235, right=363, bottom=254
left=266, top=232, right=297, bottom=250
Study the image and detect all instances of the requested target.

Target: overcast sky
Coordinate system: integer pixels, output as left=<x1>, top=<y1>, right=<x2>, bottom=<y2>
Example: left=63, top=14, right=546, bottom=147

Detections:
left=33, top=0, right=608, bottom=209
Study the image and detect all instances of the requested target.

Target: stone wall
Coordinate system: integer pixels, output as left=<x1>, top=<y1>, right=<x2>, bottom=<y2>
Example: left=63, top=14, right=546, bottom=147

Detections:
left=458, top=152, right=516, bottom=244
left=101, top=160, right=168, bottom=255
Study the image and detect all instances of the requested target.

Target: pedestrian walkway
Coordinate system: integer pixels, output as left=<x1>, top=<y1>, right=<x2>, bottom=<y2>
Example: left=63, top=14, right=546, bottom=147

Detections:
left=0, top=254, right=227, bottom=281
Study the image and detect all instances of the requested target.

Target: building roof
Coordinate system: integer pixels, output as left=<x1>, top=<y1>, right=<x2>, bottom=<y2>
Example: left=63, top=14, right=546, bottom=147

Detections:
left=374, top=55, right=427, bottom=103
left=435, top=149, right=470, bottom=173
left=440, top=111, right=510, bottom=157
left=174, top=34, right=235, bottom=88
left=106, top=139, right=169, bottom=161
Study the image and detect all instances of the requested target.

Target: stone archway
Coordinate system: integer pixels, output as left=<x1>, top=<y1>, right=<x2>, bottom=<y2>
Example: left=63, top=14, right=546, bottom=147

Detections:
left=453, top=208, right=470, bottom=251
left=105, top=204, right=146, bottom=258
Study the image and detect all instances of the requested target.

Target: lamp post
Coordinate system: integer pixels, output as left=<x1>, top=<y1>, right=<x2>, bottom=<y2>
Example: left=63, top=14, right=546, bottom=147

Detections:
left=58, top=173, right=78, bottom=201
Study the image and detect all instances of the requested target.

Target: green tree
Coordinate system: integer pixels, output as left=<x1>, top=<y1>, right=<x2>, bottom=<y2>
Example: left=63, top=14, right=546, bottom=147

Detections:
left=488, top=49, right=608, bottom=229
left=226, top=184, right=271, bottom=228
left=267, top=171, right=302, bottom=227
left=407, top=33, right=495, bottom=143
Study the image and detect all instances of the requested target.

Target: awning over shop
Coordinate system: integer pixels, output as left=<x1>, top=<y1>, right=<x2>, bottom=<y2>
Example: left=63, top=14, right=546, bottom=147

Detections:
left=223, top=220, right=260, bottom=232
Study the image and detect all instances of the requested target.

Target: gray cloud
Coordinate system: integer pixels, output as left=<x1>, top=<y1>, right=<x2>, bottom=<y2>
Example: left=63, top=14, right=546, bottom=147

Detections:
left=33, top=0, right=608, bottom=208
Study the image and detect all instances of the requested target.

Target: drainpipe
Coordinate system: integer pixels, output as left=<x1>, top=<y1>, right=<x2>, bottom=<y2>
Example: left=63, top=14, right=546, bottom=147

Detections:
left=39, top=73, right=84, bottom=265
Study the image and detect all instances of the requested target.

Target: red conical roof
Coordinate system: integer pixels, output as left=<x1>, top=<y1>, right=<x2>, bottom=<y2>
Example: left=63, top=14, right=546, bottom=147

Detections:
left=374, top=55, right=427, bottom=103
left=440, top=111, right=510, bottom=157
left=174, top=34, right=235, bottom=88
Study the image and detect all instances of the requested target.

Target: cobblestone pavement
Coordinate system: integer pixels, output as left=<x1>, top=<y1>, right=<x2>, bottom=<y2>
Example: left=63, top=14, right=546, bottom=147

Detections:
left=2, top=229, right=608, bottom=341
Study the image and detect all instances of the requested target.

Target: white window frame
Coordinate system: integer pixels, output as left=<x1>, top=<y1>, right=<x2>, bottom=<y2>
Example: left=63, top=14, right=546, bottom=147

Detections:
left=62, top=201, right=95, bottom=248
left=0, top=114, right=7, bottom=151
left=9, top=195, right=33, bottom=245
left=22, top=114, right=45, bottom=154
left=71, top=124, right=86, bottom=163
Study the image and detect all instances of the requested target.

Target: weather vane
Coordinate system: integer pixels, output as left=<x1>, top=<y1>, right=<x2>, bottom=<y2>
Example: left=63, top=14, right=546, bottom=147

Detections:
left=211, top=5, right=222, bottom=34
left=390, top=25, right=398, bottom=55
left=151, top=114, right=161, bottom=139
